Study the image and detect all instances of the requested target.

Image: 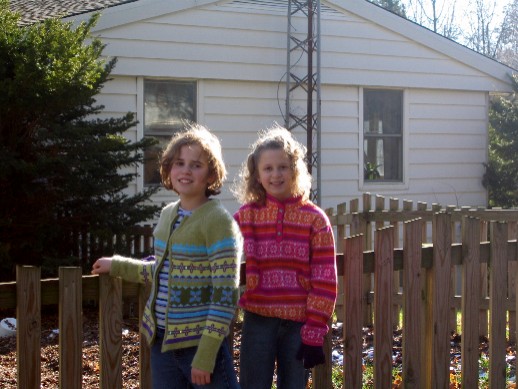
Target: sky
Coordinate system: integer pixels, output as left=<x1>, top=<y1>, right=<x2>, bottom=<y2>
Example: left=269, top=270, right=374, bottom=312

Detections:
left=401, top=0, right=509, bottom=37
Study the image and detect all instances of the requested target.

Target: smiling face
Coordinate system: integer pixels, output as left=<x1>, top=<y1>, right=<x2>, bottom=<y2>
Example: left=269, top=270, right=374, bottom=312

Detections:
left=169, top=144, right=213, bottom=210
left=256, top=148, right=294, bottom=201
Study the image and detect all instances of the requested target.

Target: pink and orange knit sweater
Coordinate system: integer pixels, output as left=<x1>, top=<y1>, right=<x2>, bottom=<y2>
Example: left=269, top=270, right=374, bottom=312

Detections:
left=235, top=194, right=337, bottom=346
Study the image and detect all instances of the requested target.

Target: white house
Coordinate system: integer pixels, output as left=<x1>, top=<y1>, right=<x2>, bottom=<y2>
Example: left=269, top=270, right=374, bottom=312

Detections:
left=12, top=0, right=517, bottom=216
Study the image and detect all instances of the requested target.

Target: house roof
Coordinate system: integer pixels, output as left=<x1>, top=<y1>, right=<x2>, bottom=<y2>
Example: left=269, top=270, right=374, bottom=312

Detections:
left=9, top=0, right=135, bottom=26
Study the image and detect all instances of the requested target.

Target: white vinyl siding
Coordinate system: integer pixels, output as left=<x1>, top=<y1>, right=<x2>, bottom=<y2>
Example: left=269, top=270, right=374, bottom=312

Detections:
left=81, top=0, right=509, bottom=217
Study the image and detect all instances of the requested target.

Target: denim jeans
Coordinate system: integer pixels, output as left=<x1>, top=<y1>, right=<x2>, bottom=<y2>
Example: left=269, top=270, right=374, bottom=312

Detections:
left=239, top=311, right=306, bottom=389
left=151, top=328, right=240, bottom=389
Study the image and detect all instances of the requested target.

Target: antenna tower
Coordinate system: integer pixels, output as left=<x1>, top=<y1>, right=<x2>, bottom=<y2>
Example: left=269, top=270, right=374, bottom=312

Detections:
left=285, top=0, right=321, bottom=204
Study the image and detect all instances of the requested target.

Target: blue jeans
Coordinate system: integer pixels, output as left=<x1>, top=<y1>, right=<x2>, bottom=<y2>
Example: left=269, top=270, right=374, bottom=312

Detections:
left=239, top=311, right=306, bottom=389
left=151, top=328, right=240, bottom=389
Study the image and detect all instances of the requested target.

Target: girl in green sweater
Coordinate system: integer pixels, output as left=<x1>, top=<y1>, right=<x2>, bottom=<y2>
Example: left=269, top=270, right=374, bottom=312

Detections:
left=92, top=123, right=242, bottom=388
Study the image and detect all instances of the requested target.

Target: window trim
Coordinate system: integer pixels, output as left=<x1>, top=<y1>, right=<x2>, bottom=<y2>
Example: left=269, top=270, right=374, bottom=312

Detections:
left=358, top=87, right=409, bottom=191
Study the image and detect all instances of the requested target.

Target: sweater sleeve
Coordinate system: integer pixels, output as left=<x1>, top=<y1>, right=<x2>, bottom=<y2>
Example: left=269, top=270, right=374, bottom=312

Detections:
left=191, top=205, right=243, bottom=372
left=109, top=255, right=154, bottom=285
left=300, top=214, right=337, bottom=346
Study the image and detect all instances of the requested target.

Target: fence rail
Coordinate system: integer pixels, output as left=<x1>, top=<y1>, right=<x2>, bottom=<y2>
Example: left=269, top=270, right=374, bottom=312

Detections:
left=3, top=193, right=518, bottom=388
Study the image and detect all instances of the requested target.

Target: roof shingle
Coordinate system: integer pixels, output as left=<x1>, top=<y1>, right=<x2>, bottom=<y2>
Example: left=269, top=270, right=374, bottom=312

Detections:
left=9, top=0, right=137, bottom=25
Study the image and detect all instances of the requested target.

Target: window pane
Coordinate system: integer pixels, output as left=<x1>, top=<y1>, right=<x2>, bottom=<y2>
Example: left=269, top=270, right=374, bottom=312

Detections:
left=144, top=80, right=196, bottom=134
left=143, top=80, right=196, bottom=186
left=363, top=89, right=403, bottom=181
left=363, top=137, right=402, bottom=180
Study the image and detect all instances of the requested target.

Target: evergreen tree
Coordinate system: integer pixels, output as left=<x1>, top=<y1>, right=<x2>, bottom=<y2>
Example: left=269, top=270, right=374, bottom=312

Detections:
left=368, top=0, right=407, bottom=17
left=483, top=74, right=518, bottom=208
left=0, top=1, right=160, bottom=278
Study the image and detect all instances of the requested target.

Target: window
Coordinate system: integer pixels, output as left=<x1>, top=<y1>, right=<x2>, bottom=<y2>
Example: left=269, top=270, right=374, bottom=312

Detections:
left=363, top=89, right=403, bottom=182
left=143, top=80, right=196, bottom=186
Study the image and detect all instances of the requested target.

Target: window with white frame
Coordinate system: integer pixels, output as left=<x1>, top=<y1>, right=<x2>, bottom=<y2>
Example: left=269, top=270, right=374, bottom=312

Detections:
left=143, top=80, right=196, bottom=186
left=363, top=89, right=403, bottom=182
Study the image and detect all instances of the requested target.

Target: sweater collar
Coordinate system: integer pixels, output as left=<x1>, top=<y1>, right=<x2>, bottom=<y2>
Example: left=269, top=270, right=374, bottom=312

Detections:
left=172, top=198, right=216, bottom=215
left=265, top=193, right=302, bottom=206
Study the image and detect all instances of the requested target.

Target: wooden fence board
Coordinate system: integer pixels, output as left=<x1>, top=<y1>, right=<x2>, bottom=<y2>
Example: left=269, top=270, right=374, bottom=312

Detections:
left=374, top=227, right=394, bottom=389
left=481, top=221, right=489, bottom=337
left=460, top=217, right=481, bottom=389
left=16, top=266, right=41, bottom=389
left=425, top=212, right=452, bottom=389
left=343, top=234, right=364, bottom=389
left=402, top=218, right=424, bottom=389
left=363, top=193, right=374, bottom=326
left=99, top=274, right=123, bottom=389
left=508, top=222, right=517, bottom=342
left=138, top=284, right=152, bottom=388
left=515, top=243, right=518, bottom=386
left=313, top=319, right=333, bottom=389
left=390, top=197, right=401, bottom=328
left=59, top=267, right=82, bottom=389
left=489, top=222, right=508, bottom=388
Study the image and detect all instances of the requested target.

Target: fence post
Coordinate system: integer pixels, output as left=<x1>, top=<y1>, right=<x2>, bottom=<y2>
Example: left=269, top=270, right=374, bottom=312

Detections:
left=479, top=219, right=489, bottom=338
left=362, top=193, right=373, bottom=326
left=508, top=221, right=517, bottom=342
left=139, top=283, right=152, bottom=388
left=447, top=205, right=460, bottom=334
left=334, top=203, right=346, bottom=320
left=390, top=197, right=402, bottom=328
left=374, top=226, right=394, bottom=389
left=99, top=274, right=123, bottom=389
left=343, top=234, right=364, bottom=389
left=16, top=265, right=42, bottom=389
left=59, top=267, right=82, bottom=389
left=312, top=319, right=333, bottom=389
left=460, top=216, right=481, bottom=388
left=424, top=212, right=452, bottom=389
left=402, top=218, right=424, bottom=389
left=489, top=221, right=508, bottom=388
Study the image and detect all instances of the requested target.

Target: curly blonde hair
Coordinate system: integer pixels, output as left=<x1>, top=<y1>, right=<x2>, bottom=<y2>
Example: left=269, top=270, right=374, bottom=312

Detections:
left=232, top=125, right=312, bottom=205
left=160, top=123, right=227, bottom=197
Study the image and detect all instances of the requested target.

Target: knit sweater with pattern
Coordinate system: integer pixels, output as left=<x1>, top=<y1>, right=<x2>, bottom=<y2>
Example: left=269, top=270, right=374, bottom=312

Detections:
left=109, top=199, right=243, bottom=373
left=234, top=194, right=337, bottom=346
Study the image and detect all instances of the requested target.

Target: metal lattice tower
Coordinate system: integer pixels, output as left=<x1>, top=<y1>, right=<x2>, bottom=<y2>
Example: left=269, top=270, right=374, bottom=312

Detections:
left=285, top=0, right=321, bottom=204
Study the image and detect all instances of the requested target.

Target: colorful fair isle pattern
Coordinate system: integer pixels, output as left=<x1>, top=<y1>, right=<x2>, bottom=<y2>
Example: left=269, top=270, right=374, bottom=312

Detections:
left=109, top=199, right=242, bottom=373
left=235, top=195, right=337, bottom=346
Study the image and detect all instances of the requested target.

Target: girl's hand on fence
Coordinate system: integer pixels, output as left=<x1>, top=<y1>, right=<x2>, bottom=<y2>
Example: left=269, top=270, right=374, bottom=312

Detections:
left=91, top=257, right=113, bottom=274
left=191, top=367, right=211, bottom=385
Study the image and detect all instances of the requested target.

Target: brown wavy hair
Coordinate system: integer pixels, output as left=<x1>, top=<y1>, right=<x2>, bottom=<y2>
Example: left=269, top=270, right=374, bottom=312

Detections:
left=159, top=123, right=227, bottom=197
left=232, top=125, right=312, bottom=205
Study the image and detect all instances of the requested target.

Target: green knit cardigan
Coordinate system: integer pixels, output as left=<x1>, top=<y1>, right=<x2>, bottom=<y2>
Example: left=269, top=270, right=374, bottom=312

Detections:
left=110, top=199, right=243, bottom=373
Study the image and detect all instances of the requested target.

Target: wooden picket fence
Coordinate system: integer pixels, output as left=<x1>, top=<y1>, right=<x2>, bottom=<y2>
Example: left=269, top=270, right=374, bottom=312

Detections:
left=8, top=268, right=152, bottom=389
left=3, top=193, right=518, bottom=388
left=324, top=192, right=518, bottom=388
left=328, top=193, right=518, bottom=340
